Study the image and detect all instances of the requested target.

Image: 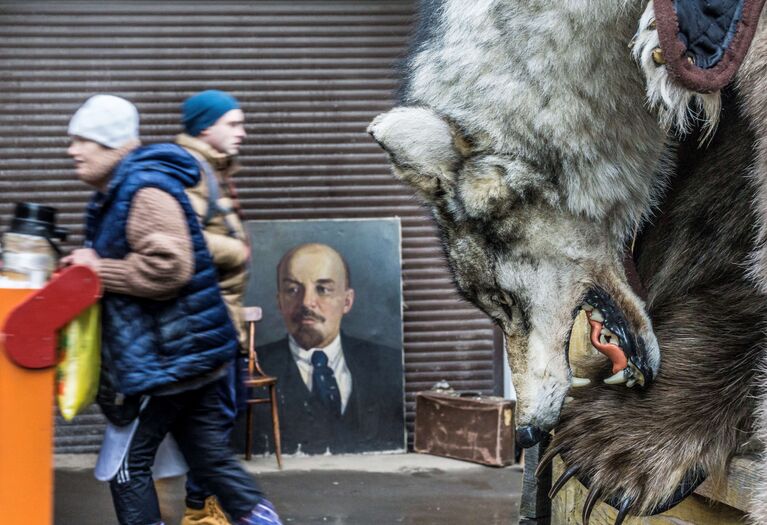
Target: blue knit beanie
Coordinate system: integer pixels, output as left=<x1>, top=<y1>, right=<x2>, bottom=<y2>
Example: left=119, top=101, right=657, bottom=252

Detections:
left=181, top=90, right=240, bottom=136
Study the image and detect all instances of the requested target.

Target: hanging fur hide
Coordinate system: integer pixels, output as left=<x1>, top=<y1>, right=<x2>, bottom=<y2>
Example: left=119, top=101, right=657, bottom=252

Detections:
left=369, top=0, right=767, bottom=520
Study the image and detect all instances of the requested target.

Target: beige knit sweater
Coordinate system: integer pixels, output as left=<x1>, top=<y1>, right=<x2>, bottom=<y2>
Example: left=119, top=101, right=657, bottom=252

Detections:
left=97, top=187, right=193, bottom=299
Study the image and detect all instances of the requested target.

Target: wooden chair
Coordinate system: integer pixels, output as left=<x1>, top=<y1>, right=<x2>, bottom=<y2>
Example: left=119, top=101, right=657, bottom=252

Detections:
left=242, top=306, right=282, bottom=468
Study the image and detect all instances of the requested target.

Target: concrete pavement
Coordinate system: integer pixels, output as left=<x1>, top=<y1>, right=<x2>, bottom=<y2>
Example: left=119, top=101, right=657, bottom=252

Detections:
left=54, top=453, right=523, bottom=524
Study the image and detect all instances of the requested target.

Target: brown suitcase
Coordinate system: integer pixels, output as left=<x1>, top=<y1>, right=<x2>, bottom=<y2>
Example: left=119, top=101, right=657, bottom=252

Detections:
left=413, top=391, right=515, bottom=467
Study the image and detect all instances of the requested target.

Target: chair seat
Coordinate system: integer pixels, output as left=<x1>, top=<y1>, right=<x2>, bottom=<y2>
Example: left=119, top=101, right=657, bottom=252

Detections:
left=243, top=375, right=277, bottom=387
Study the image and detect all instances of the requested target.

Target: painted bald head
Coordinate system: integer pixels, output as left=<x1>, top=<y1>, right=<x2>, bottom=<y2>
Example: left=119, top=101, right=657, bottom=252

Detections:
left=276, top=243, right=355, bottom=350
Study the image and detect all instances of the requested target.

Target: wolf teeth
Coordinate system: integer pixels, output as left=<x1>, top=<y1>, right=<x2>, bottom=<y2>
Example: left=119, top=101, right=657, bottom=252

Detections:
left=589, top=309, right=604, bottom=323
left=604, top=369, right=629, bottom=385
left=571, top=376, right=591, bottom=387
left=582, top=303, right=594, bottom=312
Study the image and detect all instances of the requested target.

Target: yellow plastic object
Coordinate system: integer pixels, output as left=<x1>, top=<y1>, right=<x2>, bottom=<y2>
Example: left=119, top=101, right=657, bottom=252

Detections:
left=57, top=304, right=101, bottom=421
left=0, top=287, right=53, bottom=525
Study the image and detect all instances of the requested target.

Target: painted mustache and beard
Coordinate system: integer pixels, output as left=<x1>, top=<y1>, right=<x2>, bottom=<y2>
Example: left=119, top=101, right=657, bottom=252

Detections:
left=291, top=306, right=327, bottom=350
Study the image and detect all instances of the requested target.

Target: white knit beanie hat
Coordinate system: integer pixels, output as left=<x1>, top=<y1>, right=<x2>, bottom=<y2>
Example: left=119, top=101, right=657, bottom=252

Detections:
left=68, top=95, right=139, bottom=148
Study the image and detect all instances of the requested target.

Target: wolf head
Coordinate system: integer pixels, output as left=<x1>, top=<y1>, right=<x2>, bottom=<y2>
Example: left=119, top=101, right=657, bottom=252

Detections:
left=369, top=104, right=662, bottom=443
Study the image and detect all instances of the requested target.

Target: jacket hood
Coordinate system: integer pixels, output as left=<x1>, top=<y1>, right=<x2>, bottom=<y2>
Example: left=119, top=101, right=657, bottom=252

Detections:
left=109, top=143, right=200, bottom=192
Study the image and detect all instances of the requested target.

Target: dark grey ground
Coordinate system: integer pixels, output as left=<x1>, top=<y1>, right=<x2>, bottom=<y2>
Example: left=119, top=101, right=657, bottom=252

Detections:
left=54, top=461, right=522, bottom=524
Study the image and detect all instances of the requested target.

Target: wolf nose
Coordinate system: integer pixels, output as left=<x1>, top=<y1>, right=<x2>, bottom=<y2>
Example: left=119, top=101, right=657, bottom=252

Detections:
left=516, top=425, right=550, bottom=448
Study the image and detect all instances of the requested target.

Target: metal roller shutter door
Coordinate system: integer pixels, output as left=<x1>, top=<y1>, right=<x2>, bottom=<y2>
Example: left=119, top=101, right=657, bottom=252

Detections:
left=0, top=0, right=501, bottom=453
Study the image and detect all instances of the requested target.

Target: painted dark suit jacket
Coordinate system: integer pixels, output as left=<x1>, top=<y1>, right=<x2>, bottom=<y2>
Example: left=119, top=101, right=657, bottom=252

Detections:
left=244, top=332, right=405, bottom=455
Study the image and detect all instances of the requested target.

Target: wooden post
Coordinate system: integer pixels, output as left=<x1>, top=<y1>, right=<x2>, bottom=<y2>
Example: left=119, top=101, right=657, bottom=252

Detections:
left=551, top=456, right=749, bottom=524
left=520, top=436, right=553, bottom=525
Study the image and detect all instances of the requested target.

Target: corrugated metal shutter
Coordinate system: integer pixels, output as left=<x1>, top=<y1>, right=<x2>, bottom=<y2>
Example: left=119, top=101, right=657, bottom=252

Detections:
left=0, top=0, right=501, bottom=453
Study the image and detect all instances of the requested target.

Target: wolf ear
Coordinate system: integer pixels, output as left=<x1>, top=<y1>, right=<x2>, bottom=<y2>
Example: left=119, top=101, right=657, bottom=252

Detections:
left=441, top=115, right=475, bottom=158
left=368, top=106, right=464, bottom=203
left=368, top=106, right=461, bottom=170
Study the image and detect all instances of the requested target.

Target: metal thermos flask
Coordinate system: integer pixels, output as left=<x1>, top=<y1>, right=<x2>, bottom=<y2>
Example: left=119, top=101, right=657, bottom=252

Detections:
left=1, top=203, right=68, bottom=287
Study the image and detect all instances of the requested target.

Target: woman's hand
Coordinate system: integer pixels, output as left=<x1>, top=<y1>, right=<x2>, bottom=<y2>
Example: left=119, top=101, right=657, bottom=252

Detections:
left=60, top=248, right=101, bottom=270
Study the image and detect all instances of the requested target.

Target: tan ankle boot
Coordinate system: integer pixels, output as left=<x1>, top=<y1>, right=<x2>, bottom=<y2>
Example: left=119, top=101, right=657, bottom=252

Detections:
left=181, top=495, right=231, bottom=525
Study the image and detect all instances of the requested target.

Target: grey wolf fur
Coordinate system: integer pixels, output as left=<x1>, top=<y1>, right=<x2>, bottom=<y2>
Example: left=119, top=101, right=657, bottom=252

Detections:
left=369, top=0, right=667, bottom=434
left=739, top=18, right=767, bottom=523
left=369, top=0, right=767, bottom=519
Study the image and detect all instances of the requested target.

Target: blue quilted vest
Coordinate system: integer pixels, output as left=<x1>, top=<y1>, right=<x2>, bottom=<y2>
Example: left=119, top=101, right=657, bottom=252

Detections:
left=84, top=143, right=238, bottom=396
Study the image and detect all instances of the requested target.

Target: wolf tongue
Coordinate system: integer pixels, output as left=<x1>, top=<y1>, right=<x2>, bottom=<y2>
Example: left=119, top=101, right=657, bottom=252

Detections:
left=587, top=313, right=628, bottom=374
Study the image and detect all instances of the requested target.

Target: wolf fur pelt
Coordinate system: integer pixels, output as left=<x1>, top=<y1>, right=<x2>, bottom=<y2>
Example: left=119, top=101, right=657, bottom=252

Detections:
left=370, top=0, right=667, bottom=437
left=369, top=0, right=767, bottom=520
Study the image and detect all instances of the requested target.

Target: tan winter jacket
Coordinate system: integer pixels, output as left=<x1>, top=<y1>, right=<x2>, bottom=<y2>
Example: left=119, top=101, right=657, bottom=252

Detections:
left=176, top=133, right=249, bottom=347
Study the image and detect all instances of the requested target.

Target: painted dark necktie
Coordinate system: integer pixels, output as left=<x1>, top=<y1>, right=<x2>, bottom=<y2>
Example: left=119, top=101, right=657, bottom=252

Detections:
left=311, top=350, right=341, bottom=417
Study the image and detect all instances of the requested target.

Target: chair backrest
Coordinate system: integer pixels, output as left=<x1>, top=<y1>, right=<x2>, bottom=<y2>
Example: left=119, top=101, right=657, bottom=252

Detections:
left=243, top=306, right=262, bottom=323
left=242, top=306, right=265, bottom=376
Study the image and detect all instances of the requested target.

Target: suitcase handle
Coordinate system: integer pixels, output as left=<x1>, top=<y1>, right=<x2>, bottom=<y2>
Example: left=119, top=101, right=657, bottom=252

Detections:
left=458, top=391, right=483, bottom=398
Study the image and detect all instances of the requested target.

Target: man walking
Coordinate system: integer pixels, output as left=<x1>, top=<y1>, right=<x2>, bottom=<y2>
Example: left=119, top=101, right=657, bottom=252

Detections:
left=177, top=89, right=250, bottom=347
left=63, top=94, right=281, bottom=525
left=175, top=90, right=253, bottom=524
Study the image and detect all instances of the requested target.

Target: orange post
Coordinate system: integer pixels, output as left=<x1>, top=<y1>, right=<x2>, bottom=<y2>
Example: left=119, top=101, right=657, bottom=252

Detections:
left=0, top=288, right=53, bottom=524
left=0, top=266, right=100, bottom=525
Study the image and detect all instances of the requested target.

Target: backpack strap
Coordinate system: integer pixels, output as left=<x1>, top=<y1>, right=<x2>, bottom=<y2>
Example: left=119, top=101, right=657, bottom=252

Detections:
left=197, top=159, right=238, bottom=238
left=198, top=158, right=221, bottom=227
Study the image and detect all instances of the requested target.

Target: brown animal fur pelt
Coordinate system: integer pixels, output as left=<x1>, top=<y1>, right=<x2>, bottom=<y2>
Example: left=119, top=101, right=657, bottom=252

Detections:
left=550, top=90, right=767, bottom=517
